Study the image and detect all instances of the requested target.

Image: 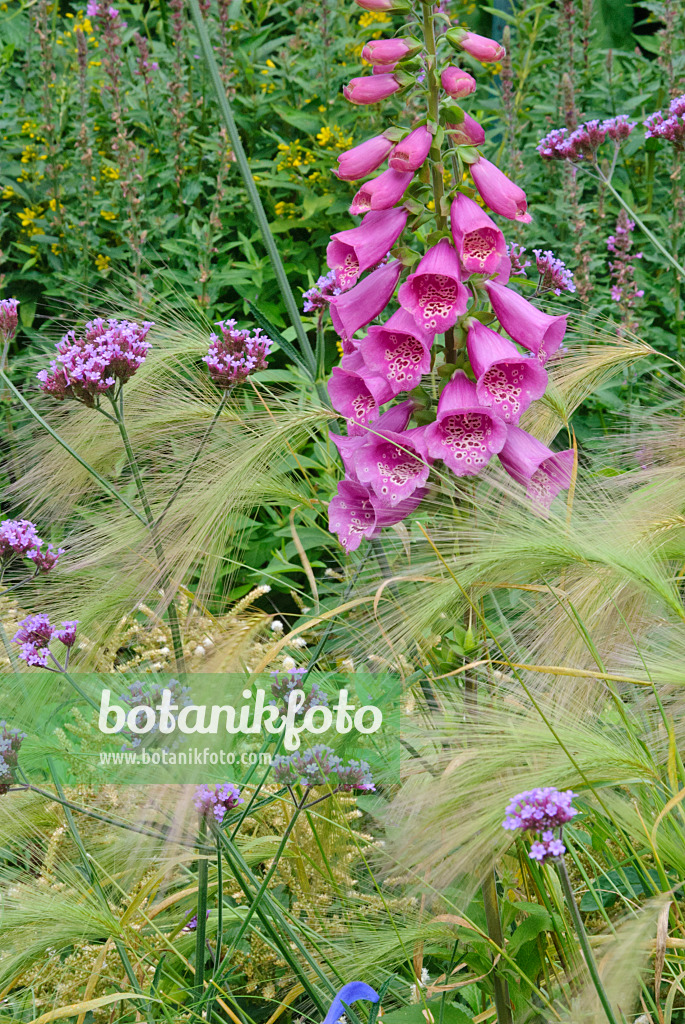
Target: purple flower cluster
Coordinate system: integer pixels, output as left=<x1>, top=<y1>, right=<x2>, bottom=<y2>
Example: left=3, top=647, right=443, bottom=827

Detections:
left=270, top=667, right=328, bottom=718
left=203, top=320, right=272, bottom=386
left=132, top=31, right=158, bottom=84
left=533, top=250, right=576, bottom=295
left=0, top=722, right=26, bottom=794
left=537, top=116, right=636, bottom=161
left=0, top=298, right=19, bottom=342
left=182, top=908, right=211, bottom=932
left=193, top=782, right=243, bottom=823
left=318, top=19, right=577, bottom=552
left=506, top=243, right=531, bottom=276
left=502, top=786, right=578, bottom=863
left=12, top=614, right=78, bottom=668
left=0, top=519, right=63, bottom=573
left=644, top=94, right=685, bottom=149
left=607, top=210, right=644, bottom=332
left=303, top=270, right=345, bottom=313
left=119, top=679, right=192, bottom=748
left=37, top=318, right=153, bottom=406
left=272, top=745, right=375, bottom=792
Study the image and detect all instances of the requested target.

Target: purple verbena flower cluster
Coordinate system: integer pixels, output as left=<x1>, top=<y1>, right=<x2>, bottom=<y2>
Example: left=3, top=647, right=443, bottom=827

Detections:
left=119, top=678, right=192, bottom=748
left=644, top=93, right=685, bottom=149
left=12, top=614, right=78, bottom=668
left=502, top=786, right=578, bottom=863
left=0, top=298, right=19, bottom=343
left=193, top=782, right=243, bottom=823
left=272, top=744, right=375, bottom=792
left=506, top=243, right=531, bottom=276
left=533, top=250, right=576, bottom=295
left=537, top=116, right=636, bottom=161
left=270, top=667, right=329, bottom=718
left=0, top=722, right=26, bottom=794
left=303, top=270, right=345, bottom=313
left=182, top=908, right=211, bottom=932
left=203, top=320, right=272, bottom=386
left=0, top=519, right=63, bottom=573
left=37, top=318, right=153, bottom=406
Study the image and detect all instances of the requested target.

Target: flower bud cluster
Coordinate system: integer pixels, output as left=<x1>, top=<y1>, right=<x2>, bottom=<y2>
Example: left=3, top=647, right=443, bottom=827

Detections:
left=273, top=744, right=375, bottom=792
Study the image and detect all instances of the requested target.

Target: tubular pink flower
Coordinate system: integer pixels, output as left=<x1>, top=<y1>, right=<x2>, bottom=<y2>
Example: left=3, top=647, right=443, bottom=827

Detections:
left=447, top=112, right=486, bottom=147
left=398, top=239, right=469, bottom=337
left=327, top=354, right=394, bottom=432
left=441, top=66, right=476, bottom=99
left=450, top=29, right=505, bottom=63
left=466, top=320, right=548, bottom=423
left=329, top=260, right=402, bottom=345
left=388, top=126, right=433, bottom=172
left=485, top=280, right=567, bottom=363
left=343, top=74, right=401, bottom=105
left=498, top=426, right=575, bottom=511
left=349, top=168, right=413, bottom=215
left=361, top=308, right=432, bottom=394
left=330, top=401, right=415, bottom=479
left=354, top=0, right=394, bottom=9
left=327, top=208, right=408, bottom=290
left=450, top=192, right=507, bottom=275
left=355, top=427, right=430, bottom=506
left=362, top=38, right=415, bottom=64
left=470, top=156, right=531, bottom=223
left=328, top=478, right=425, bottom=551
left=424, top=371, right=507, bottom=475
left=335, top=134, right=395, bottom=181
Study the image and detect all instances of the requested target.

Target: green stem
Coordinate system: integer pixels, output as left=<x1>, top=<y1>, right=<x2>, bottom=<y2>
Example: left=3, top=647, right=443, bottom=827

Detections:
left=109, top=394, right=186, bottom=673
left=557, top=855, right=619, bottom=1024
left=60, top=666, right=100, bottom=711
left=195, top=816, right=209, bottom=1002
left=0, top=370, right=147, bottom=525
left=205, top=834, right=224, bottom=1020
left=188, top=0, right=316, bottom=378
left=482, top=869, right=513, bottom=1024
left=0, top=618, right=20, bottom=671
left=423, top=3, right=446, bottom=231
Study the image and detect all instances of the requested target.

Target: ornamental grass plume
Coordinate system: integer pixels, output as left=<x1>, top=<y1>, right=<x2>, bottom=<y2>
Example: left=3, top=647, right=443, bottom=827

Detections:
left=321, top=0, right=576, bottom=551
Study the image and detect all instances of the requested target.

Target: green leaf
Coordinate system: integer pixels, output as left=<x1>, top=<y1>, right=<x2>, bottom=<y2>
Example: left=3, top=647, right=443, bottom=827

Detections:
left=381, top=999, right=473, bottom=1024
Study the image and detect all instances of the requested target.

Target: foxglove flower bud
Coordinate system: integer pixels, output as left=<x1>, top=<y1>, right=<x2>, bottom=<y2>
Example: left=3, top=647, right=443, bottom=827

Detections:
left=335, top=134, right=395, bottom=181
left=470, top=157, right=531, bottom=223
left=447, top=112, right=486, bottom=147
left=343, top=73, right=401, bottom=105
left=441, top=66, right=476, bottom=99
left=388, top=126, right=433, bottom=172
left=498, top=426, right=575, bottom=511
left=450, top=192, right=507, bottom=275
left=329, top=260, right=402, bottom=345
left=446, top=28, right=505, bottom=63
left=423, top=371, right=507, bottom=476
left=466, top=320, right=548, bottom=423
left=349, top=168, right=413, bottom=214
left=362, top=38, right=416, bottom=65
left=398, top=239, right=469, bottom=337
left=485, top=280, right=567, bottom=363
left=327, top=207, right=408, bottom=289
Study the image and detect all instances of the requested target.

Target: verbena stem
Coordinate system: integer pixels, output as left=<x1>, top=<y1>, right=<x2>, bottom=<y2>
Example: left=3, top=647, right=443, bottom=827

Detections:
left=195, top=815, right=209, bottom=1003
left=188, top=0, right=316, bottom=379
left=556, top=854, right=619, bottom=1024
left=482, top=868, right=514, bottom=1024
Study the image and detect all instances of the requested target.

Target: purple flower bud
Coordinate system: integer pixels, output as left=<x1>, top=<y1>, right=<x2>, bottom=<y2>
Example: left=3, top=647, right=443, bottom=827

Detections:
left=0, top=298, right=19, bottom=343
left=343, top=74, right=401, bottom=105
left=388, top=126, right=433, bottom=172
left=441, top=66, right=477, bottom=99
left=470, top=157, right=531, bottom=223
left=335, top=134, right=395, bottom=182
left=448, top=28, right=505, bottom=63
left=447, top=113, right=486, bottom=147
left=362, top=38, right=415, bottom=65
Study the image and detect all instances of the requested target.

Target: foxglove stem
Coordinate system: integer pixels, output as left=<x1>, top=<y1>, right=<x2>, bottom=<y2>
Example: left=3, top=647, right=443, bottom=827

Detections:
left=423, top=4, right=446, bottom=232
left=107, top=393, right=186, bottom=672
left=557, top=853, right=619, bottom=1024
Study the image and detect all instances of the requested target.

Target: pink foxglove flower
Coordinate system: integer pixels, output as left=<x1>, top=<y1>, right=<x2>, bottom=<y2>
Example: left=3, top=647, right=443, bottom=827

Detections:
left=354, top=0, right=395, bottom=9
left=388, top=126, right=433, bottom=172
left=447, top=113, right=485, bottom=147
left=343, top=74, right=401, bottom=105
left=330, top=400, right=415, bottom=479
left=335, top=134, right=395, bottom=181
left=327, top=208, right=408, bottom=290
left=0, top=298, right=19, bottom=343
left=440, top=66, right=476, bottom=99
left=498, top=426, right=575, bottom=511
left=485, top=280, right=567, bottom=363
left=354, top=427, right=430, bottom=506
left=450, top=193, right=507, bottom=275
left=328, top=478, right=425, bottom=551
left=448, top=28, right=505, bottom=62
left=466, top=320, right=548, bottom=424
left=398, top=239, right=469, bottom=337
left=362, top=38, right=416, bottom=64
left=349, top=168, right=413, bottom=214
left=327, top=354, right=394, bottom=432
left=329, top=260, right=402, bottom=345
left=361, top=308, right=432, bottom=394
left=423, top=371, right=507, bottom=475
left=470, top=156, right=531, bottom=223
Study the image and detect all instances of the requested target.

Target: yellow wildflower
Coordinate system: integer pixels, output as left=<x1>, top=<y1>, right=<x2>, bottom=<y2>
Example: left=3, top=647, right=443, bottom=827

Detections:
left=101, top=165, right=120, bottom=180
left=100, top=209, right=117, bottom=221
left=95, top=253, right=111, bottom=272
left=358, top=10, right=389, bottom=27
